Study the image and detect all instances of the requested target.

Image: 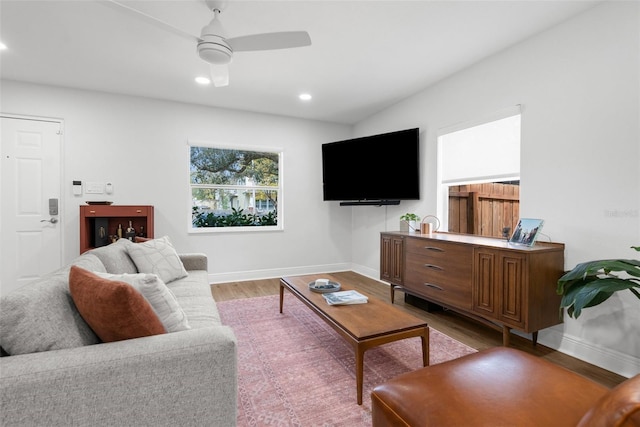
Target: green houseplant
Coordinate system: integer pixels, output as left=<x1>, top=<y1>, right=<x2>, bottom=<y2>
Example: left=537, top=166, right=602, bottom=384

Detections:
left=556, top=246, right=640, bottom=318
left=400, top=213, right=420, bottom=232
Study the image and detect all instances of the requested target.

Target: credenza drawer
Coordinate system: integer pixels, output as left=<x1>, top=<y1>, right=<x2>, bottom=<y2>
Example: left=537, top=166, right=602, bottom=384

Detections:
left=405, top=238, right=472, bottom=260
left=405, top=253, right=471, bottom=287
left=405, top=252, right=473, bottom=309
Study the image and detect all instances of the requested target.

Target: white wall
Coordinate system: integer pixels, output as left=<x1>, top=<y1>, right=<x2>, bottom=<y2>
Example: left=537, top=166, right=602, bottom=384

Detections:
left=0, top=82, right=354, bottom=282
left=351, top=1, right=639, bottom=377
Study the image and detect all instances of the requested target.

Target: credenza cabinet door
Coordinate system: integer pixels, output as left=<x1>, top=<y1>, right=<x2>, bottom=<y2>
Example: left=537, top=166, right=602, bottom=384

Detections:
left=473, top=250, right=497, bottom=318
left=498, top=253, right=526, bottom=328
left=473, top=249, right=526, bottom=329
left=380, top=234, right=404, bottom=286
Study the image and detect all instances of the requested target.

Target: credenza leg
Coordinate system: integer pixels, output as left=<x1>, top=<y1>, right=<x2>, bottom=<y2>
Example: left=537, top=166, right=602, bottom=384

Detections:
left=502, top=325, right=510, bottom=347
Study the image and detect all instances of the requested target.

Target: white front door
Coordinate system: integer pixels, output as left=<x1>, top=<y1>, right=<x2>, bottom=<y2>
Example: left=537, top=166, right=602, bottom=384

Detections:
left=1, top=116, right=63, bottom=296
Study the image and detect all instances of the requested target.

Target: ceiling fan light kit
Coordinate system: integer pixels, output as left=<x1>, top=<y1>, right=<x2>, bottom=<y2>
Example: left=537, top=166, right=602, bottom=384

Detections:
left=197, top=11, right=232, bottom=66
left=197, top=37, right=233, bottom=65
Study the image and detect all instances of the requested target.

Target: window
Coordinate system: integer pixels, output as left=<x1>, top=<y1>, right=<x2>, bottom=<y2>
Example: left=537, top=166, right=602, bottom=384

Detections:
left=189, top=143, right=282, bottom=232
left=437, top=107, right=521, bottom=237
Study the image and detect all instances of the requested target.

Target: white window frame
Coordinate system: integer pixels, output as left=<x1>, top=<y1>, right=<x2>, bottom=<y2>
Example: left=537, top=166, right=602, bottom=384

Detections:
left=187, top=140, right=284, bottom=233
left=436, top=106, right=522, bottom=232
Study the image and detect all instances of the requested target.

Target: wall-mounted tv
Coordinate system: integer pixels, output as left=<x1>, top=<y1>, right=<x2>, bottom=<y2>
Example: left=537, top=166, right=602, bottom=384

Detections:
left=322, top=127, right=420, bottom=205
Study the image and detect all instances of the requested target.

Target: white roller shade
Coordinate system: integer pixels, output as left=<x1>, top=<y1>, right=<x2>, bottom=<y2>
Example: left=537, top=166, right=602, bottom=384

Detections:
left=439, top=107, right=521, bottom=184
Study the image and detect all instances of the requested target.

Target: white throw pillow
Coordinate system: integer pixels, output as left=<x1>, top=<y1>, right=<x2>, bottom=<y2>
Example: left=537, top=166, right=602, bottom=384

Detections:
left=125, top=236, right=188, bottom=284
left=94, top=272, right=190, bottom=333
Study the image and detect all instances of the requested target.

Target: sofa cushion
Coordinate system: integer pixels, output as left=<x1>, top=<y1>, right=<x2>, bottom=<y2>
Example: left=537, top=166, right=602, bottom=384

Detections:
left=69, top=266, right=166, bottom=342
left=125, top=236, right=188, bottom=283
left=93, top=271, right=191, bottom=332
left=167, top=270, right=221, bottom=328
left=89, top=238, right=138, bottom=274
left=0, top=254, right=104, bottom=355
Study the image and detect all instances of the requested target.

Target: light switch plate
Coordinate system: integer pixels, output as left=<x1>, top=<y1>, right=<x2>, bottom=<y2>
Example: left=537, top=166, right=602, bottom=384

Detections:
left=85, top=181, right=104, bottom=194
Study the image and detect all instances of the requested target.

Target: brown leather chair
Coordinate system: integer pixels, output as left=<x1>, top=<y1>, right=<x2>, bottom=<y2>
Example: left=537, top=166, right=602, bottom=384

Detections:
left=371, top=347, right=640, bottom=427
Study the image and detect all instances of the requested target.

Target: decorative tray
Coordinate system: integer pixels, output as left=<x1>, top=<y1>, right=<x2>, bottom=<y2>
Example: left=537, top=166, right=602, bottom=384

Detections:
left=308, top=280, right=341, bottom=293
left=86, top=201, right=114, bottom=205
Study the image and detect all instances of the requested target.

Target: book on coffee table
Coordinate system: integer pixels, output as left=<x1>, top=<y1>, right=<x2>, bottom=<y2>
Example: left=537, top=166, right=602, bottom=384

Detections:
left=322, top=290, right=368, bottom=306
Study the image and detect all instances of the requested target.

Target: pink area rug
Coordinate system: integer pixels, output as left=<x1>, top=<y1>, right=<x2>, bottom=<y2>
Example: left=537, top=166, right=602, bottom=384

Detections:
left=218, top=293, right=477, bottom=426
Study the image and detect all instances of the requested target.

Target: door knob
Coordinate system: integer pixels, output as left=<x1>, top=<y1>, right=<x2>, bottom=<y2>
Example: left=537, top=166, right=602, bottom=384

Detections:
left=41, top=218, right=58, bottom=224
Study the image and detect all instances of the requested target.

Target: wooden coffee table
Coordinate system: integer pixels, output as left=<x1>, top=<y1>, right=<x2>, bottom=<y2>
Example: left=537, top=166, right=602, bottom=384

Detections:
left=280, top=273, right=429, bottom=405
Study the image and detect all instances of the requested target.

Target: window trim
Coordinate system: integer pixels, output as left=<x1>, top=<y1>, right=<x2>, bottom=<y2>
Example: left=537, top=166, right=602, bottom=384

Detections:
left=187, top=140, right=284, bottom=233
left=436, top=106, right=522, bottom=232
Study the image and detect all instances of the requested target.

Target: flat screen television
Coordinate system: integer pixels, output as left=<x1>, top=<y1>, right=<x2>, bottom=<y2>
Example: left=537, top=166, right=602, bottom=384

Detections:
left=322, top=127, right=420, bottom=205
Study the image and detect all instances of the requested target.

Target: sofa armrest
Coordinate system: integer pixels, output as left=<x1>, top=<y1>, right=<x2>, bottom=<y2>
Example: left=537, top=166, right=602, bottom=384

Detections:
left=1, top=326, right=237, bottom=426
left=179, top=253, right=208, bottom=271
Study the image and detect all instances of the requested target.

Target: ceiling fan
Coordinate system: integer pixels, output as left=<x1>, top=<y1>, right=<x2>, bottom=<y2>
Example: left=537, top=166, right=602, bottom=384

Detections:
left=107, top=0, right=312, bottom=87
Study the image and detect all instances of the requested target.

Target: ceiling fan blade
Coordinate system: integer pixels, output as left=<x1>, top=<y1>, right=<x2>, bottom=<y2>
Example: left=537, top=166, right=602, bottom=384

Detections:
left=227, top=31, right=311, bottom=52
left=103, top=0, right=201, bottom=43
left=210, top=64, right=229, bottom=87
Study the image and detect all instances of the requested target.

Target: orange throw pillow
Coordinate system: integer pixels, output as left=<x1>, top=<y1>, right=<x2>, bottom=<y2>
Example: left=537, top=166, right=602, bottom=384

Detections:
left=69, top=266, right=166, bottom=342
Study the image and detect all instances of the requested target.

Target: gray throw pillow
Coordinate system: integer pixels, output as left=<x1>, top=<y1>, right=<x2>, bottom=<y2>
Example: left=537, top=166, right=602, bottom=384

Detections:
left=0, top=254, right=104, bottom=355
left=89, top=238, right=138, bottom=274
left=125, top=236, right=188, bottom=284
left=93, top=271, right=191, bottom=333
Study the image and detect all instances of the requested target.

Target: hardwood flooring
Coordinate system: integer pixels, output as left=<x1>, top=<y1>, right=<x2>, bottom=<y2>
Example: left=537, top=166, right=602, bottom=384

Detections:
left=211, top=270, right=627, bottom=388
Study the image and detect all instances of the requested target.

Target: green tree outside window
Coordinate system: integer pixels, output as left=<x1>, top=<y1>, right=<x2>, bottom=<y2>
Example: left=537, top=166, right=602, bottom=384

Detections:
left=190, top=145, right=281, bottom=229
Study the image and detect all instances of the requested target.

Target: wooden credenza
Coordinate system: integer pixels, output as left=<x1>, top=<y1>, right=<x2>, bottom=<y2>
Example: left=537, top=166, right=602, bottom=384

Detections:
left=80, top=205, right=154, bottom=254
left=380, top=231, right=564, bottom=345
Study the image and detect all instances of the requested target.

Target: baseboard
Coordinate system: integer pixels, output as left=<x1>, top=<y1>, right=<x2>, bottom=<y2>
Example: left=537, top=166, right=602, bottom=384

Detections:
left=350, top=263, right=381, bottom=282
left=208, top=263, right=352, bottom=284
left=539, top=327, right=640, bottom=378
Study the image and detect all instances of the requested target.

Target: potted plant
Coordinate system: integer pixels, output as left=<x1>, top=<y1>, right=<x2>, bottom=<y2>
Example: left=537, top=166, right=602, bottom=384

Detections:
left=400, top=213, right=421, bottom=233
left=556, top=246, right=640, bottom=318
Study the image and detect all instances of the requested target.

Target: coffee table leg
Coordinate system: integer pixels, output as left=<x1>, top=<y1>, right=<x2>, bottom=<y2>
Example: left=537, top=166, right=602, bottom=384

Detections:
left=279, top=282, right=285, bottom=314
left=421, top=327, right=430, bottom=367
left=356, top=344, right=365, bottom=405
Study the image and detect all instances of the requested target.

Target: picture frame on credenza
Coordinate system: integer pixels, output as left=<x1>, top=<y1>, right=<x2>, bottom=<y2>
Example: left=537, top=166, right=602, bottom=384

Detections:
left=509, top=218, right=544, bottom=247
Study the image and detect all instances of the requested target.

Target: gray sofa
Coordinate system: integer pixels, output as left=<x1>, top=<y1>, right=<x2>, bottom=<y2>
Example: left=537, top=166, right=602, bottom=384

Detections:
left=0, top=238, right=237, bottom=426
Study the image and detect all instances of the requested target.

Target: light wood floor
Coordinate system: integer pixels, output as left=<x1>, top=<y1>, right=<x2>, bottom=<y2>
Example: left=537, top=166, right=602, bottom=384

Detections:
left=211, top=270, right=627, bottom=388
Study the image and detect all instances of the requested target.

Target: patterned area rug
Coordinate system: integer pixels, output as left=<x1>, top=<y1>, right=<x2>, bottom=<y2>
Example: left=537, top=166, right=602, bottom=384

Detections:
left=218, top=294, right=477, bottom=426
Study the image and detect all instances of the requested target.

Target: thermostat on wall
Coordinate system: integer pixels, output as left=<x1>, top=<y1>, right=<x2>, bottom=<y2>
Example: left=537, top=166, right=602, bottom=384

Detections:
left=73, top=180, right=82, bottom=196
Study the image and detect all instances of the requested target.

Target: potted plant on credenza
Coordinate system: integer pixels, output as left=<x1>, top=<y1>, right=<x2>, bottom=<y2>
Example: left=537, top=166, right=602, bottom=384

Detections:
left=400, top=213, right=420, bottom=233
left=556, top=246, right=640, bottom=318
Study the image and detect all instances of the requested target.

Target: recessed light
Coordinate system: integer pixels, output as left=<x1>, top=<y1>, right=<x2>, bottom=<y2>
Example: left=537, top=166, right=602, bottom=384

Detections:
left=299, top=93, right=312, bottom=101
left=195, top=76, right=211, bottom=85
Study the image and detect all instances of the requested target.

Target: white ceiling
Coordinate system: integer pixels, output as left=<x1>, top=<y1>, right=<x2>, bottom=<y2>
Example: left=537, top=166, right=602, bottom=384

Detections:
left=0, top=0, right=601, bottom=124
